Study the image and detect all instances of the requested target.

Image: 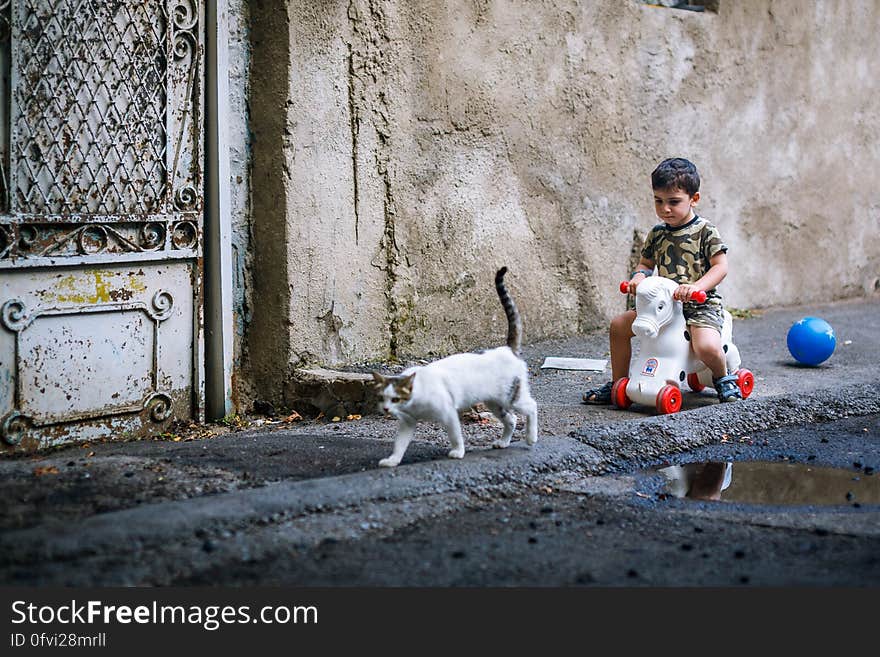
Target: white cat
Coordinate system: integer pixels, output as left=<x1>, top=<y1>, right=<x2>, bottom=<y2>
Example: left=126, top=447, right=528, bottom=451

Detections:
left=372, top=267, right=539, bottom=467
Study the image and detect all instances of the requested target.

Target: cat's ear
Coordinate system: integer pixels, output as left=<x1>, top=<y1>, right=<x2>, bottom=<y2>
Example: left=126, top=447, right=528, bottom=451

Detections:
left=401, top=372, right=416, bottom=392
left=371, top=371, right=386, bottom=387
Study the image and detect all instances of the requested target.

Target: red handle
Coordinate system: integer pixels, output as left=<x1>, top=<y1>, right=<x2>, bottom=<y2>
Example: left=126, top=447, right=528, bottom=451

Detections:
left=620, top=281, right=707, bottom=303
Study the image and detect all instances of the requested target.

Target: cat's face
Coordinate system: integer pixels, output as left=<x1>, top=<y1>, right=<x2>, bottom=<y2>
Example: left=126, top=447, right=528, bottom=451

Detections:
left=372, top=372, right=416, bottom=418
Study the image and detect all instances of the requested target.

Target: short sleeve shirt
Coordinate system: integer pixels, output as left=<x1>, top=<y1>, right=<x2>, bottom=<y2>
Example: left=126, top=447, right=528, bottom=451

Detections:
left=640, top=215, right=728, bottom=307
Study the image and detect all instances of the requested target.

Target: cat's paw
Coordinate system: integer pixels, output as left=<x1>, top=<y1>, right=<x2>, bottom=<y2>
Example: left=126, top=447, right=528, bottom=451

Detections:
left=492, top=439, right=511, bottom=449
left=447, top=448, right=465, bottom=459
left=378, top=457, right=400, bottom=467
left=525, top=435, right=538, bottom=446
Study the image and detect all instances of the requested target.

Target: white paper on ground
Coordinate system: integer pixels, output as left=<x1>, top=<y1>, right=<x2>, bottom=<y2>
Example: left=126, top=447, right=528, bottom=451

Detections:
left=540, top=357, right=607, bottom=371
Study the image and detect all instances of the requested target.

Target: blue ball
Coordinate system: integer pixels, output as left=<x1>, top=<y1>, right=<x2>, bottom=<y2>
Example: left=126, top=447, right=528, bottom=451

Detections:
left=787, top=317, right=836, bottom=366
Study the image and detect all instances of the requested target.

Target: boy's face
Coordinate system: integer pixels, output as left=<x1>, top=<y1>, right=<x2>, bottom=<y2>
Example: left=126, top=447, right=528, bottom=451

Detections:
left=653, top=187, right=699, bottom=227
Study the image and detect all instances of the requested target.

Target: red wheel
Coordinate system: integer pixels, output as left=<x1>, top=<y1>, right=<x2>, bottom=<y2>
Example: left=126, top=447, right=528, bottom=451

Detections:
left=687, top=372, right=705, bottom=392
left=656, top=384, right=682, bottom=415
left=736, top=368, right=755, bottom=399
left=611, top=377, right=632, bottom=409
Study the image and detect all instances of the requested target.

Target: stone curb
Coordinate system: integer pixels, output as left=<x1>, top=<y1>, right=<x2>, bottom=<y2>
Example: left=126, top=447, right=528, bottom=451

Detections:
left=283, top=367, right=378, bottom=418
left=572, top=381, right=880, bottom=463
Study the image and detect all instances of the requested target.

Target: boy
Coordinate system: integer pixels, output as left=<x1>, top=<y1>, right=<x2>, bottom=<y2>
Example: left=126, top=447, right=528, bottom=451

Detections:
left=582, top=157, right=742, bottom=404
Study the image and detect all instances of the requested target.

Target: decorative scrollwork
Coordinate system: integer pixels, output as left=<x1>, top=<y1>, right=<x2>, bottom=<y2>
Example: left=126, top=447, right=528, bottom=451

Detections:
left=145, top=393, right=173, bottom=423
left=0, top=224, right=10, bottom=258
left=172, top=0, right=198, bottom=60
left=172, top=0, right=198, bottom=31
left=1, top=299, right=28, bottom=332
left=174, top=186, right=198, bottom=211
left=77, top=225, right=109, bottom=254
left=139, top=222, right=166, bottom=250
left=8, top=222, right=182, bottom=257
left=173, top=30, right=197, bottom=60
left=18, top=225, right=38, bottom=253
left=1, top=412, right=29, bottom=446
left=171, top=221, right=198, bottom=249
left=151, top=290, right=174, bottom=321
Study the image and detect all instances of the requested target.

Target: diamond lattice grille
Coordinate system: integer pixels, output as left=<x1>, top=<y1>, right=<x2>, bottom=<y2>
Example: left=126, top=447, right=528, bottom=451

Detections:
left=12, top=0, right=167, bottom=215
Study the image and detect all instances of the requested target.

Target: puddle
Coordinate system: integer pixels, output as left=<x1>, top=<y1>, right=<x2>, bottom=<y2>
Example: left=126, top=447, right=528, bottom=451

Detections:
left=652, top=461, right=880, bottom=506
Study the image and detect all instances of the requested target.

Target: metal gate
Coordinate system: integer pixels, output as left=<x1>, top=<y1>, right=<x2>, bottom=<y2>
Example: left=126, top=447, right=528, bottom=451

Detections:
left=0, top=0, right=205, bottom=450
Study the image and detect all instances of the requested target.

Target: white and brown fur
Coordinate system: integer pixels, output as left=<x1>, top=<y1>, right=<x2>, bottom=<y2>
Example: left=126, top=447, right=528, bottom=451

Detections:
left=372, top=267, right=538, bottom=467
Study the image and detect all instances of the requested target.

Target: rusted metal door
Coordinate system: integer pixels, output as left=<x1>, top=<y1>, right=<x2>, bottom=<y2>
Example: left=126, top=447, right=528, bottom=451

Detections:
left=0, top=1, right=205, bottom=450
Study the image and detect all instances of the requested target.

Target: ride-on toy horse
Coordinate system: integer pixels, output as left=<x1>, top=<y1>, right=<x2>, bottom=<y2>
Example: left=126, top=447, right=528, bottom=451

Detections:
left=613, top=276, right=754, bottom=414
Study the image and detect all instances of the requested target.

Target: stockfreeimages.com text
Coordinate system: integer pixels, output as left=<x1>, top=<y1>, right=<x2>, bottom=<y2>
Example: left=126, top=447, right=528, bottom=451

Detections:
left=11, top=600, right=317, bottom=631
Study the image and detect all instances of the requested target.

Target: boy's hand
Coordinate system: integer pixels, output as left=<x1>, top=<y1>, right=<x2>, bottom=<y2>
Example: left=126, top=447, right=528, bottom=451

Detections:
left=674, top=284, right=700, bottom=301
left=628, top=272, right=647, bottom=293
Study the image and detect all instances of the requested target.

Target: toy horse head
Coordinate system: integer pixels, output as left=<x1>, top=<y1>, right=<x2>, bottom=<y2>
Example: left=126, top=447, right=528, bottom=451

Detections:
left=632, top=276, right=679, bottom=339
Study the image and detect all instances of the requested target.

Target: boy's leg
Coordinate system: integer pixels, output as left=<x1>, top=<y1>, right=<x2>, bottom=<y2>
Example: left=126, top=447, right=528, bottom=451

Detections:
left=689, top=326, right=726, bottom=379
left=610, top=310, right=637, bottom=380
left=690, top=325, right=741, bottom=402
left=583, top=310, right=636, bottom=404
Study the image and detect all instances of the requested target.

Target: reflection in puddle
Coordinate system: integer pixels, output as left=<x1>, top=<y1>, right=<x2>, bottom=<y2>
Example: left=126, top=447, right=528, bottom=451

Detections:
left=656, top=461, right=880, bottom=506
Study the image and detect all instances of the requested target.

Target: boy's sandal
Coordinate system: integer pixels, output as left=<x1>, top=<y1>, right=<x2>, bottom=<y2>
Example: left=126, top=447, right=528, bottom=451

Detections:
left=713, top=374, right=742, bottom=403
left=582, top=380, right=613, bottom=405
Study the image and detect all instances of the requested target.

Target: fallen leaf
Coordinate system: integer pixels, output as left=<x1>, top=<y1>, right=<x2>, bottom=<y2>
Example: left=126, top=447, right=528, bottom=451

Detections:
left=284, top=411, right=303, bottom=422
left=346, top=414, right=362, bottom=421
left=635, top=492, right=651, bottom=499
left=315, top=412, right=325, bottom=421
left=331, top=416, right=341, bottom=422
left=33, top=466, right=59, bottom=476
left=87, top=451, right=95, bottom=457
left=172, top=436, right=182, bottom=442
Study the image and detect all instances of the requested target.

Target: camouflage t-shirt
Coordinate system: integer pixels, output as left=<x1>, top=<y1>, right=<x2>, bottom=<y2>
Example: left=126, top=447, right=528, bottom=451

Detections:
left=640, top=215, right=728, bottom=309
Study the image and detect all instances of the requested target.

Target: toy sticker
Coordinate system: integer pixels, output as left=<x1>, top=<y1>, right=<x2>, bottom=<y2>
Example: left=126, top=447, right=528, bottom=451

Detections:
left=642, top=358, right=659, bottom=376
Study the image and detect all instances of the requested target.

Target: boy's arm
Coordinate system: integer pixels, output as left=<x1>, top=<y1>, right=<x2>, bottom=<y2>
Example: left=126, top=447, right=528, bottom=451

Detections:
left=629, top=257, right=655, bottom=292
left=673, top=252, right=728, bottom=301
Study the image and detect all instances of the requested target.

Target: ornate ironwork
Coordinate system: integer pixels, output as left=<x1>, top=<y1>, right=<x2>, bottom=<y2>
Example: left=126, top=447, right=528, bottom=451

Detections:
left=0, top=2, right=203, bottom=448
left=0, top=0, right=10, bottom=43
left=0, top=221, right=204, bottom=259
left=0, top=224, right=10, bottom=257
left=171, top=220, right=197, bottom=249
left=145, top=392, right=173, bottom=422
left=172, top=0, right=198, bottom=60
left=77, top=225, right=109, bottom=254
left=139, top=222, right=166, bottom=250
left=1, top=298, right=26, bottom=331
left=0, top=0, right=9, bottom=215
left=174, top=185, right=198, bottom=211
left=1, top=411, right=28, bottom=445
left=1, top=0, right=204, bottom=256
left=11, top=1, right=170, bottom=216
left=151, top=290, right=174, bottom=320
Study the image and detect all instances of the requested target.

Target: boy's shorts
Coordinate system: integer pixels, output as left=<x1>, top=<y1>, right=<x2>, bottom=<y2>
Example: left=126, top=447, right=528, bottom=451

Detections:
left=683, top=302, right=724, bottom=333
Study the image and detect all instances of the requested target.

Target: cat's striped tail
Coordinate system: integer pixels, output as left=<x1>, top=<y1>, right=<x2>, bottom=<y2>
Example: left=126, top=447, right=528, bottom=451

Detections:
left=495, top=267, right=522, bottom=354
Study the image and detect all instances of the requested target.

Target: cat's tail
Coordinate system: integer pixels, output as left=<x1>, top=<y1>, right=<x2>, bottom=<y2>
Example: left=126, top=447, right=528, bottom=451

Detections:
left=495, top=266, right=522, bottom=355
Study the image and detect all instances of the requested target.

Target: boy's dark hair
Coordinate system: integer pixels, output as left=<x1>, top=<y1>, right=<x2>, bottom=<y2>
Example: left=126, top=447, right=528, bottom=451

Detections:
left=651, top=158, right=700, bottom=196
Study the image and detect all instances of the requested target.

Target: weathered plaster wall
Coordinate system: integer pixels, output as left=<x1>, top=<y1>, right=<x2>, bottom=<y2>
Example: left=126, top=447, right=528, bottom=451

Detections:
left=243, top=0, right=880, bottom=407
left=227, top=0, right=253, bottom=405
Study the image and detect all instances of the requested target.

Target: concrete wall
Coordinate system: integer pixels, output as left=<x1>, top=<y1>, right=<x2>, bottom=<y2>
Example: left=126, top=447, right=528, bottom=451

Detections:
left=226, top=0, right=254, bottom=407
left=241, top=0, right=880, bottom=408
